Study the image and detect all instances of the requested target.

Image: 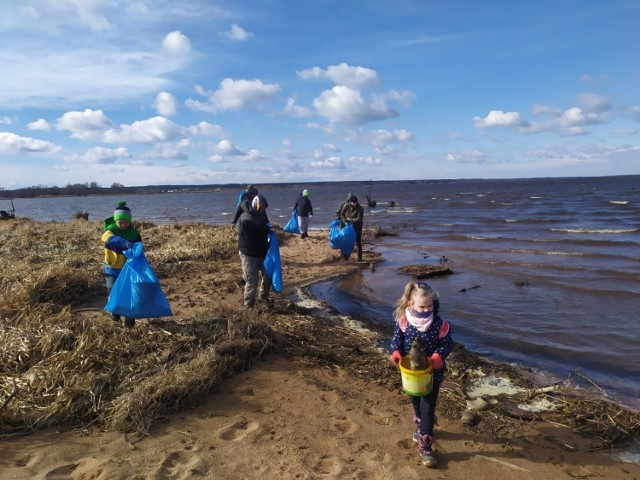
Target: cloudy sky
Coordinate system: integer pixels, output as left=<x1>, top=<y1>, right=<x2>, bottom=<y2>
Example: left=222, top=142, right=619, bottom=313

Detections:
left=0, top=0, right=638, bottom=189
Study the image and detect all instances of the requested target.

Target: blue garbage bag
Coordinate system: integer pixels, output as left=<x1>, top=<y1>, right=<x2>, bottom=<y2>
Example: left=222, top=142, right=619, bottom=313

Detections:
left=284, top=209, right=300, bottom=234
left=263, top=231, right=283, bottom=292
left=104, top=243, right=173, bottom=318
left=329, top=220, right=356, bottom=258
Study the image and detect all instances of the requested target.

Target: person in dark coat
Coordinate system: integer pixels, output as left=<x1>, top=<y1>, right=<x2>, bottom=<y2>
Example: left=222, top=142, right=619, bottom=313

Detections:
left=237, top=194, right=272, bottom=308
left=293, top=189, right=313, bottom=238
left=338, top=195, right=364, bottom=261
left=232, top=185, right=259, bottom=228
left=335, top=192, right=352, bottom=225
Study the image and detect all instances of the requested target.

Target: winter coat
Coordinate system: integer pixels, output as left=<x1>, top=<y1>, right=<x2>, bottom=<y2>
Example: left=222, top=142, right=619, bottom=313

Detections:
left=389, top=315, right=453, bottom=383
left=339, top=201, right=364, bottom=226
left=237, top=202, right=271, bottom=258
left=293, top=195, right=313, bottom=217
left=102, top=217, right=142, bottom=276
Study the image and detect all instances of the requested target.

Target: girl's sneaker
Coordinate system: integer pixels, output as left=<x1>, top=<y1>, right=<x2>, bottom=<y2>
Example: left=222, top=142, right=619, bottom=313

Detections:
left=418, top=434, right=438, bottom=468
left=421, top=449, right=438, bottom=467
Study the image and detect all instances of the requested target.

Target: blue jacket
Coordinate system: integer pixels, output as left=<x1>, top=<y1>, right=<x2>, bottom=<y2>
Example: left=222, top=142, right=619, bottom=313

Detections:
left=389, top=315, right=453, bottom=383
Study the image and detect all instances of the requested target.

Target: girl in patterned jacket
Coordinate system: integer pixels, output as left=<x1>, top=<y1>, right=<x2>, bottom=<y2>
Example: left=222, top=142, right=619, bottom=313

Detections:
left=389, top=282, right=453, bottom=468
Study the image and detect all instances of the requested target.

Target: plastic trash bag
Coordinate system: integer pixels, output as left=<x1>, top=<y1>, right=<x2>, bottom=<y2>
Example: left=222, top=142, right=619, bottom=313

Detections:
left=264, top=231, right=283, bottom=292
left=284, top=209, right=300, bottom=234
left=104, top=242, right=173, bottom=318
left=329, top=220, right=356, bottom=258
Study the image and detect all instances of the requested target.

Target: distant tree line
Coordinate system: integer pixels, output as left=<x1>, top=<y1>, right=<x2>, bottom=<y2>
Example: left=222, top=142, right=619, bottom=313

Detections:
left=0, top=182, right=134, bottom=199
left=0, top=178, right=433, bottom=200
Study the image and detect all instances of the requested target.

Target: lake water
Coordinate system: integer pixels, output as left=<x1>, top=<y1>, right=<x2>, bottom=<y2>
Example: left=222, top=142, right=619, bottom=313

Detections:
left=5, top=175, right=639, bottom=409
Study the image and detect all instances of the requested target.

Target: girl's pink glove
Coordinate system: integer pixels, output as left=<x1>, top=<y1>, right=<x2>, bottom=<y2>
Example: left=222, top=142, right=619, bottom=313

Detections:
left=390, top=350, right=402, bottom=367
left=429, top=353, right=443, bottom=370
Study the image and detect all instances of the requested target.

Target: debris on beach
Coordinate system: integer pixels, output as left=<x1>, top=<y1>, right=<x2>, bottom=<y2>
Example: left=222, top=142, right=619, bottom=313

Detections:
left=398, top=263, right=453, bottom=279
left=459, top=285, right=480, bottom=293
left=1, top=200, right=15, bottom=220
left=1, top=219, right=638, bottom=454
left=409, top=338, right=427, bottom=370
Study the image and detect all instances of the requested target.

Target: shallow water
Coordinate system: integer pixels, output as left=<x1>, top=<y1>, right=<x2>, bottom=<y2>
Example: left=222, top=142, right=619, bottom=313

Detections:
left=6, top=175, right=640, bottom=409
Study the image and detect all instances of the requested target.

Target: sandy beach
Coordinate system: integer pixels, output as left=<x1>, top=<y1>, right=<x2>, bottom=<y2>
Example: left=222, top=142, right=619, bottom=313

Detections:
left=1, top=220, right=638, bottom=479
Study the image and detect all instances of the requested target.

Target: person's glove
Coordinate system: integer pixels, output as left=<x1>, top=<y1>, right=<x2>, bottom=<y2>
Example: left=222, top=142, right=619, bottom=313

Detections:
left=429, top=353, right=443, bottom=370
left=390, top=350, right=402, bottom=367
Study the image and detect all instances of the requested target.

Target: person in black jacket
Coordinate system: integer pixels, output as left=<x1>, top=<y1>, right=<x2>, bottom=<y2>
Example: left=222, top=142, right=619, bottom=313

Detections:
left=237, top=194, right=272, bottom=308
left=293, top=189, right=313, bottom=238
left=339, top=195, right=365, bottom=261
left=231, top=185, right=258, bottom=228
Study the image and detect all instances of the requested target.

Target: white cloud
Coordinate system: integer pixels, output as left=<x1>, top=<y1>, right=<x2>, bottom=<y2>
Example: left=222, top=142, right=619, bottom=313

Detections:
left=576, top=93, right=610, bottom=113
left=387, top=89, right=416, bottom=107
left=473, top=110, right=524, bottom=129
left=284, top=97, right=312, bottom=118
left=446, top=150, right=486, bottom=163
left=141, top=140, right=191, bottom=161
left=55, top=109, right=112, bottom=140
left=215, top=139, right=243, bottom=156
left=27, top=119, right=51, bottom=131
left=557, top=107, right=599, bottom=128
left=0, top=117, right=13, bottom=125
left=313, top=86, right=398, bottom=125
left=220, top=24, right=254, bottom=41
left=163, top=31, right=191, bottom=55
left=65, top=146, right=130, bottom=164
left=153, top=92, right=178, bottom=116
left=348, top=155, right=382, bottom=165
left=370, top=128, right=413, bottom=146
left=298, top=63, right=379, bottom=89
left=310, top=155, right=344, bottom=168
left=0, top=132, right=60, bottom=155
left=188, top=121, right=226, bottom=138
left=102, top=116, right=184, bottom=144
left=186, top=78, right=281, bottom=114
left=324, top=143, right=340, bottom=152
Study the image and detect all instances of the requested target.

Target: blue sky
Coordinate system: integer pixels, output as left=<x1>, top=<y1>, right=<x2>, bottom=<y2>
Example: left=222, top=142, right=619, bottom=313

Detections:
left=1, top=0, right=639, bottom=189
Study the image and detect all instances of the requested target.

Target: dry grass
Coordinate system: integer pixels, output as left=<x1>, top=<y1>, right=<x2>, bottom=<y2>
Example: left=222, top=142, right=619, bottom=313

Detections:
left=0, top=219, right=271, bottom=434
left=0, top=218, right=638, bottom=449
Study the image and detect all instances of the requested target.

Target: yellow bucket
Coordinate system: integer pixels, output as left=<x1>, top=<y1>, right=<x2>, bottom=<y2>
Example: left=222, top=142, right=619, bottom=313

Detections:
left=399, top=357, right=433, bottom=396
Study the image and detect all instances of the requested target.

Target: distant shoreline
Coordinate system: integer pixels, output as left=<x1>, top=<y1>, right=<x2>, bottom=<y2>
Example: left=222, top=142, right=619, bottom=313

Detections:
left=3, top=174, right=638, bottom=201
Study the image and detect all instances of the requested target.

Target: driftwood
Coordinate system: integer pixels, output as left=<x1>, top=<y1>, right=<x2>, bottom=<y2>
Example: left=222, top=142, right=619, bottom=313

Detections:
left=398, top=264, right=453, bottom=279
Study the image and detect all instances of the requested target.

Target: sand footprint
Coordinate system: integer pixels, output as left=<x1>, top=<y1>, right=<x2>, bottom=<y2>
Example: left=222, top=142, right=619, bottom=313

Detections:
left=44, top=463, right=78, bottom=480
left=333, top=416, right=359, bottom=435
left=306, top=454, right=345, bottom=477
left=218, top=419, right=260, bottom=441
left=156, top=451, right=201, bottom=480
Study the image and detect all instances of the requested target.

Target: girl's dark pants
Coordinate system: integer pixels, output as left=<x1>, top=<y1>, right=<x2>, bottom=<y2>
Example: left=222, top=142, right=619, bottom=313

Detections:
left=411, top=380, right=440, bottom=436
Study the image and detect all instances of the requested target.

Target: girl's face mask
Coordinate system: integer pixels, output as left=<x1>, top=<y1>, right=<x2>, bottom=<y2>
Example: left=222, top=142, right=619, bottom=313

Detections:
left=411, top=308, right=433, bottom=319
